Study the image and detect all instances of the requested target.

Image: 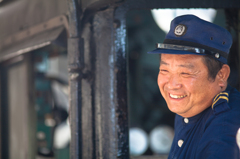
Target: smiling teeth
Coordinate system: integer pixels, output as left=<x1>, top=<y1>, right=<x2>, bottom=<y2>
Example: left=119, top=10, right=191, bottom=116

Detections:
left=170, top=94, right=187, bottom=99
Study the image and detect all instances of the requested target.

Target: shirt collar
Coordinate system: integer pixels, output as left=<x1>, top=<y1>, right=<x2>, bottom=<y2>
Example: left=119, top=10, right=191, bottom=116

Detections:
left=177, top=107, right=211, bottom=125
left=211, top=85, right=231, bottom=114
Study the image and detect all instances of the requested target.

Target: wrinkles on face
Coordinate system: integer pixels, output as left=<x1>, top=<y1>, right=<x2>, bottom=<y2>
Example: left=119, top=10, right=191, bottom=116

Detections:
left=158, top=54, right=221, bottom=117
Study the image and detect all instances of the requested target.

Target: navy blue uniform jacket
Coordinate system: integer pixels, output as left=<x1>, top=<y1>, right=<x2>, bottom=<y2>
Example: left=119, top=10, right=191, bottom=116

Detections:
left=168, top=85, right=240, bottom=159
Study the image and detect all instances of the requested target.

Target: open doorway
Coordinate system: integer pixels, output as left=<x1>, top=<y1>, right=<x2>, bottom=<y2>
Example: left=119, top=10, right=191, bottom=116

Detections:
left=127, top=8, right=239, bottom=157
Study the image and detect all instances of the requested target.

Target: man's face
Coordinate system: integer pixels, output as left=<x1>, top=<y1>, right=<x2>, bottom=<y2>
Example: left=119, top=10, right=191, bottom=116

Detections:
left=158, top=54, right=221, bottom=117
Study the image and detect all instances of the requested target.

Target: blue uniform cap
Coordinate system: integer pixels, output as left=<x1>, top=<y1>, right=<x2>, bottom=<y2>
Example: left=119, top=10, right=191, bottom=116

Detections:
left=148, top=14, right=233, bottom=64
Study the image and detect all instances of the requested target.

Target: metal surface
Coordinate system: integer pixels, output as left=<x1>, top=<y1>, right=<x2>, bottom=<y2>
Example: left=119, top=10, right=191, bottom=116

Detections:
left=7, top=54, right=36, bottom=159
left=114, top=5, right=129, bottom=159
left=91, top=6, right=129, bottom=159
left=0, top=15, right=68, bottom=62
left=0, top=0, right=68, bottom=41
left=81, top=22, right=94, bottom=159
left=93, top=8, right=118, bottom=159
left=67, top=0, right=83, bottom=159
left=0, top=15, right=68, bottom=51
left=68, top=38, right=83, bottom=159
left=67, top=0, right=129, bottom=158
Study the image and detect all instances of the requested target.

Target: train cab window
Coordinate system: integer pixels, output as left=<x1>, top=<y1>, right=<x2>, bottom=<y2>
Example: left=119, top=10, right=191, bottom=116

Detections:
left=127, top=8, right=238, bottom=158
left=0, top=42, right=70, bottom=159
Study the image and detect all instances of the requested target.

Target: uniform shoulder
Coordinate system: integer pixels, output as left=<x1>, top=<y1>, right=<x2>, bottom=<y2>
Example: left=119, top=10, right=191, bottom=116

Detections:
left=228, top=85, right=240, bottom=109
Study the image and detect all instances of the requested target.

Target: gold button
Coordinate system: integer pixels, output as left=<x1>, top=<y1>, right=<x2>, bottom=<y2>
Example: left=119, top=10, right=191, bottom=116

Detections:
left=178, top=139, right=184, bottom=147
left=184, top=118, right=189, bottom=124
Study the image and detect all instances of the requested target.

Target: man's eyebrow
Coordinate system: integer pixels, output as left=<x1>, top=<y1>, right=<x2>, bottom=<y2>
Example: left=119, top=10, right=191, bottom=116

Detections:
left=160, top=60, right=169, bottom=65
left=160, top=60, right=195, bottom=69
left=178, top=63, right=195, bottom=69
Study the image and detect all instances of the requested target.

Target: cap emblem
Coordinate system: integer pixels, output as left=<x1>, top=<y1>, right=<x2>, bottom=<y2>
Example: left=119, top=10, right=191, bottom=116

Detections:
left=215, top=53, right=220, bottom=59
left=174, top=24, right=186, bottom=36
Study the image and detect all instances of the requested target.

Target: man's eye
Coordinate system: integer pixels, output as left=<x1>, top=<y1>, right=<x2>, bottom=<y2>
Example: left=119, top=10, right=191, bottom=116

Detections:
left=160, top=69, right=168, bottom=73
left=181, top=72, right=191, bottom=76
left=160, top=69, right=168, bottom=72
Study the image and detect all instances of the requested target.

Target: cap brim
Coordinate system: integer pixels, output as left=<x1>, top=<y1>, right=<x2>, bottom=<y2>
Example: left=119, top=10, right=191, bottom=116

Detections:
left=147, top=48, right=227, bottom=63
left=147, top=48, right=204, bottom=55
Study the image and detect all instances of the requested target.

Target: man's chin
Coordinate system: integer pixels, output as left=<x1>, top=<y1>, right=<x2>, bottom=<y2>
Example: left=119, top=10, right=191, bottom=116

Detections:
left=167, top=105, right=189, bottom=116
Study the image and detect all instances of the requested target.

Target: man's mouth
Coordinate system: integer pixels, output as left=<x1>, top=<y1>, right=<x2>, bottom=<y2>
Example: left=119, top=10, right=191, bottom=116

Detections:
left=169, top=94, right=187, bottom=99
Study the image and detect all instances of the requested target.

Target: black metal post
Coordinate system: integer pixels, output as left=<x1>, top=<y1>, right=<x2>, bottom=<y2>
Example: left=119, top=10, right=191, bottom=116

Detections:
left=67, top=0, right=129, bottom=158
left=67, top=0, right=83, bottom=159
left=92, top=7, right=129, bottom=159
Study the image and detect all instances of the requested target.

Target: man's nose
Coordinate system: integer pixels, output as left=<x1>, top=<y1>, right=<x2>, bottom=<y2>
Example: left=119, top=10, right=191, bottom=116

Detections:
left=167, top=74, right=182, bottom=90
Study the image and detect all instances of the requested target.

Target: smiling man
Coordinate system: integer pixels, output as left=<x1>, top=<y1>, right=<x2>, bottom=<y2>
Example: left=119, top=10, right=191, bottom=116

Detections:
left=148, top=15, right=240, bottom=158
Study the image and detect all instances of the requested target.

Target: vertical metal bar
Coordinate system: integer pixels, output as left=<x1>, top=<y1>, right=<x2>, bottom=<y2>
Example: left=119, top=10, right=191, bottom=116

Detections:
left=67, top=1, right=129, bottom=159
left=92, top=6, right=129, bottom=159
left=11, top=55, right=36, bottom=159
left=67, top=0, right=83, bottom=159
left=81, top=23, right=95, bottom=159
left=67, top=0, right=81, bottom=38
left=93, top=8, right=117, bottom=159
left=114, top=6, right=129, bottom=159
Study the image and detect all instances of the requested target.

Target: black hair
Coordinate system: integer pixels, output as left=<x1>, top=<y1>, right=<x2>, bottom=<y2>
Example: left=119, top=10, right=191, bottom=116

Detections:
left=201, top=55, right=224, bottom=81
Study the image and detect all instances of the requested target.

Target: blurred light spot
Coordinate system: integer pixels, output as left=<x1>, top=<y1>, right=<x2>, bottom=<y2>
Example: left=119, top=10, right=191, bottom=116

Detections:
left=149, top=125, right=174, bottom=154
left=45, top=117, right=56, bottom=127
left=39, top=147, right=50, bottom=155
left=37, top=131, right=46, bottom=140
left=151, top=9, right=217, bottom=33
left=54, top=120, right=71, bottom=149
left=237, top=128, right=240, bottom=149
left=129, top=127, right=148, bottom=156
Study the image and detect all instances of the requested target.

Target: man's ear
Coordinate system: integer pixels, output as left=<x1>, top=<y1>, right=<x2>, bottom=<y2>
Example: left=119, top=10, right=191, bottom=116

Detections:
left=217, top=64, right=230, bottom=88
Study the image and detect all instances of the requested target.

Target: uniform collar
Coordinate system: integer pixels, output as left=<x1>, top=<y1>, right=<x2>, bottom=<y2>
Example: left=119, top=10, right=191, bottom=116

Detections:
left=211, top=85, right=231, bottom=115
left=178, top=107, right=211, bottom=125
left=177, top=85, right=232, bottom=123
